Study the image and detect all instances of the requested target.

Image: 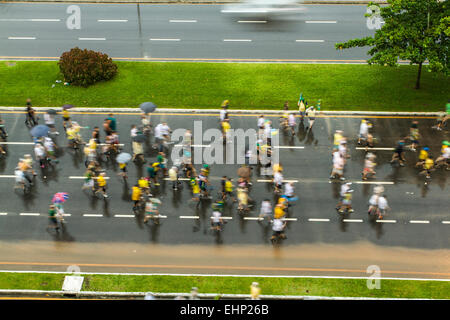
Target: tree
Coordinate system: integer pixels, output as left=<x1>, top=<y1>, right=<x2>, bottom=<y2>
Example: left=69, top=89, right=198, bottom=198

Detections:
left=335, top=0, right=449, bottom=89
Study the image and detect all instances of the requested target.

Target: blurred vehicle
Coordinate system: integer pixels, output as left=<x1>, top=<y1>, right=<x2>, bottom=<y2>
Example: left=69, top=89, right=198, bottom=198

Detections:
left=221, top=0, right=307, bottom=21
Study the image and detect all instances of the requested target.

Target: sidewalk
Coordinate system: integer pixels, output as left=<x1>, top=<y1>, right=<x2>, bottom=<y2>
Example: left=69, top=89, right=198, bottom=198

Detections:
left=1, top=0, right=388, bottom=4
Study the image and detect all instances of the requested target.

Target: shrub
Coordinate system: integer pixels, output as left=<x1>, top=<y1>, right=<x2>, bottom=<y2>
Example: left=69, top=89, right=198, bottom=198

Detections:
left=58, top=47, right=118, bottom=87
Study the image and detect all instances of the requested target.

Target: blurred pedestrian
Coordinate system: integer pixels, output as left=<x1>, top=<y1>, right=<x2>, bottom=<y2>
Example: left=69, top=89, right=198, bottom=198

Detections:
left=25, top=98, right=38, bottom=126
left=250, top=282, right=261, bottom=300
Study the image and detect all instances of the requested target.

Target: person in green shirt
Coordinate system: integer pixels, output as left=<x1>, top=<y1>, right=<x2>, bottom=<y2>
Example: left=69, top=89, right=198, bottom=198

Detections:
left=157, top=152, right=168, bottom=176
left=47, top=204, right=60, bottom=232
left=106, top=113, right=117, bottom=132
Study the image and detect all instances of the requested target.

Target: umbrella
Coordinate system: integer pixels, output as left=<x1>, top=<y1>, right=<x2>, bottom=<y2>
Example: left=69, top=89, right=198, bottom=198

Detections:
left=30, top=125, right=50, bottom=138
left=140, top=102, right=157, bottom=113
left=237, top=166, right=251, bottom=178
left=116, top=152, right=132, bottom=164
left=52, top=192, right=69, bottom=204
left=132, top=134, right=147, bottom=143
left=62, top=104, right=74, bottom=110
left=47, top=109, right=57, bottom=115
left=150, top=198, right=162, bottom=204
left=443, top=141, right=450, bottom=146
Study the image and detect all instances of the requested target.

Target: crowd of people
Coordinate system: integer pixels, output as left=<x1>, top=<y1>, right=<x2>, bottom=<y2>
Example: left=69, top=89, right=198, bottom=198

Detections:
left=0, top=97, right=448, bottom=240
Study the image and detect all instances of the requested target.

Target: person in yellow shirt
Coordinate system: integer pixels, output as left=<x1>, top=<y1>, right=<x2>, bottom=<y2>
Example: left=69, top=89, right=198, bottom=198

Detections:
left=273, top=203, right=285, bottom=219
left=221, top=119, right=231, bottom=144
left=420, top=155, right=434, bottom=180
left=415, top=147, right=429, bottom=167
left=131, top=184, right=142, bottom=212
left=138, top=176, right=150, bottom=195
left=94, top=172, right=108, bottom=198
left=62, top=109, right=71, bottom=132
left=250, top=282, right=261, bottom=300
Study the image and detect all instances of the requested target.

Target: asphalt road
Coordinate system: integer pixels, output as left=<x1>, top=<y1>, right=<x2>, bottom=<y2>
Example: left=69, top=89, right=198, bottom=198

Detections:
left=0, top=3, right=375, bottom=61
left=0, top=110, right=449, bottom=277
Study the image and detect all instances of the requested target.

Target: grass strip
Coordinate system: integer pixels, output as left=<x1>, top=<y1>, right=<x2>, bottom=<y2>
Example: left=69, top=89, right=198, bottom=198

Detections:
left=0, top=273, right=449, bottom=299
left=0, top=61, right=448, bottom=111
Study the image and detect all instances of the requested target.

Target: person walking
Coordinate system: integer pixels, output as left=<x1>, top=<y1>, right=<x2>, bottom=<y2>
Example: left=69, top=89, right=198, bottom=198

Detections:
left=44, top=112, right=59, bottom=136
left=376, top=195, right=390, bottom=219
left=25, top=99, right=38, bottom=126
left=46, top=204, right=60, bottom=232
left=305, top=105, right=316, bottom=131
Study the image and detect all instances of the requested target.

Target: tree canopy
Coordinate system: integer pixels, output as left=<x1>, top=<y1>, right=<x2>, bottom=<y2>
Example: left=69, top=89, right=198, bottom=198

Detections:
left=335, top=0, right=449, bottom=89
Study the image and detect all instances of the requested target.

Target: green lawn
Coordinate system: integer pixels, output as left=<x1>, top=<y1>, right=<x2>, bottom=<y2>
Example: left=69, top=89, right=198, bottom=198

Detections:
left=1, top=273, right=449, bottom=299
left=0, top=61, right=448, bottom=111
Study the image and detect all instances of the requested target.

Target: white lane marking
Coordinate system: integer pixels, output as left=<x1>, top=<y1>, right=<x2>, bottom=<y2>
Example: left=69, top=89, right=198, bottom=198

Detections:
left=19, top=213, right=40, bottom=216
left=308, top=218, right=330, bottom=222
left=238, top=20, right=267, bottom=23
left=376, top=220, right=397, bottom=223
left=211, top=216, right=233, bottom=220
left=0, top=142, right=34, bottom=145
left=174, top=144, right=210, bottom=147
left=355, top=147, right=395, bottom=151
left=296, top=40, right=325, bottom=43
left=0, top=19, right=60, bottom=22
left=342, top=219, right=363, bottom=223
left=98, top=143, right=124, bottom=146
left=83, top=214, right=103, bottom=217
left=97, top=19, right=128, bottom=22
left=305, top=20, right=337, bottom=24
left=155, top=215, right=168, bottom=218
left=180, top=216, right=199, bottom=219
left=244, top=217, right=264, bottom=221
left=273, top=146, right=305, bottom=149
left=114, top=215, right=135, bottom=218
left=169, top=20, right=197, bottom=23
left=442, top=221, right=450, bottom=224
left=410, top=220, right=430, bottom=224
left=78, top=37, right=106, bottom=41
left=0, top=175, right=17, bottom=178
left=282, top=218, right=297, bottom=221
left=257, top=179, right=298, bottom=183
left=150, top=38, right=181, bottom=41
left=353, top=181, right=395, bottom=185
left=0, top=213, right=8, bottom=216
left=69, top=176, right=110, bottom=180
left=8, top=37, right=36, bottom=40
left=223, top=39, right=252, bottom=42
left=163, top=177, right=190, bottom=181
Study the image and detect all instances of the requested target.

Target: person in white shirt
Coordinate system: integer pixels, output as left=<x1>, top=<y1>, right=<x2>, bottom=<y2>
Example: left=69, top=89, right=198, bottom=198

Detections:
left=273, top=171, right=283, bottom=192
left=168, top=166, right=179, bottom=190
left=14, top=168, right=25, bottom=188
left=257, top=115, right=265, bottom=130
left=336, top=182, right=352, bottom=209
left=339, top=139, right=349, bottom=160
left=376, top=195, right=390, bottom=219
left=264, top=120, right=272, bottom=145
left=34, top=143, right=46, bottom=168
left=368, top=193, right=380, bottom=216
left=211, top=210, right=223, bottom=231
left=43, top=112, right=59, bottom=135
left=358, top=119, right=369, bottom=145
left=43, top=137, right=58, bottom=163
left=284, top=182, right=294, bottom=197
left=306, top=106, right=316, bottom=130
left=270, top=218, right=287, bottom=242
left=130, top=125, right=138, bottom=138
left=288, top=113, right=296, bottom=134
left=330, top=153, right=345, bottom=181
left=259, top=199, right=272, bottom=220
left=220, top=108, right=227, bottom=122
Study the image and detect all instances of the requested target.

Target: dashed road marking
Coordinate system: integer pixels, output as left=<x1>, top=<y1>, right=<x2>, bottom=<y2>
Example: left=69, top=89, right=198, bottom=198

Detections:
left=78, top=37, right=106, bottom=41
left=308, top=218, right=330, bottom=222
left=98, top=19, right=128, bottom=22
left=238, top=20, right=267, bottom=23
left=354, top=181, right=395, bottom=185
left=296, top=40, right=325, bottom=43
left=442, top=221, right=450, bottom=224
left=83, top=214, right=103, bottom=217
left=410, top=220, right=430, bottom=224
left=223, top=39, right=252, bottom=42
left=180, top=216, right=199, bottom=219
left=244, top=217, right=264, bottom=221
left=8, top=37, right=36, bottom=40
left=114, top=215, right=135, bottom=218
left=305, top=20, right=337, bottom=24
left=343, top=219, right=363, bottom=223
left=282, top=218, right=298, bottom=221
left=211, top=216, right=233, bottom=220
left=0, top=142, right=34, bottom=145
left=273, top=146, right=305, bottom=149
left=150, top=38, right=181, bottom=41
left=19, top=213, right=40, bottom=216
left=376, top=220, right=397, bottom=223
left=69, top=176, right=110, bottom=180
left=0, top=213, right=8, bottom=216
left=355, top=147, right=395, bottom=151
left=169, top=20, right=197, bottom=23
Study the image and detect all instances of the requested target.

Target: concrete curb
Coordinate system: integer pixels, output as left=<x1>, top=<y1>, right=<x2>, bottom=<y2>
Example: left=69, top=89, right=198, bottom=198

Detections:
left=0, top=106, right=441, bottom=116
left=0, top=1, right=388, bottom=4
left=0, top=289, right=438, bottom=300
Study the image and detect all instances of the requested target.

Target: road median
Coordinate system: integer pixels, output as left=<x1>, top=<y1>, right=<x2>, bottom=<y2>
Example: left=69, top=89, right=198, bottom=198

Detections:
left=1, top=61, right=448, bottom=112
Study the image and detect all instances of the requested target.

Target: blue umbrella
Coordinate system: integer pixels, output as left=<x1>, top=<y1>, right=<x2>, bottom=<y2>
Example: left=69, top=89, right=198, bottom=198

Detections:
left=30, top=125, right=50, bottom=138
left=116, top=152, right=132, bottom=164
left=62, top=104, right=74, bottom=110
left=140, top=102, right=157, bottom=113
